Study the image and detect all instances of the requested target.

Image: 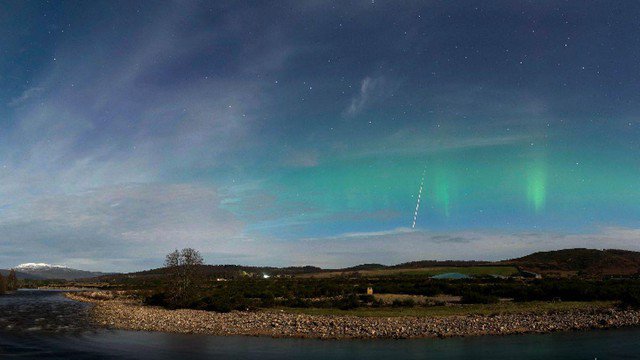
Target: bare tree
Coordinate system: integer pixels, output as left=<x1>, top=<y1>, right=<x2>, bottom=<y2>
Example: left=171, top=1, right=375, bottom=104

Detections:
left=6, top=269, right=17, bottom=291
left=164, top=249, right=180, bottom=268
left=181, top=248, right=203, bottom=266
left=164, top=248, right=204, bottom=307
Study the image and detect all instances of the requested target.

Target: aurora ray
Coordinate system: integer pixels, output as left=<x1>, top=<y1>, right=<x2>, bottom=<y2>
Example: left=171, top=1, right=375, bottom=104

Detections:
left=526, top=158, right=547, bottom=213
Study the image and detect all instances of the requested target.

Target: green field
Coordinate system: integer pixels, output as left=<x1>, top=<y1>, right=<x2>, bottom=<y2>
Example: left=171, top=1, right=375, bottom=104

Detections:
left=300, top=266, right=519, bottom=278
left=278, top=301, right=615, bottom=318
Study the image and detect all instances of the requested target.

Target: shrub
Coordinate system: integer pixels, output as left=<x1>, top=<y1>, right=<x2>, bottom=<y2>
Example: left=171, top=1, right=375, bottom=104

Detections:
left=144, top=292, right=169, bottom=307
left=620, top=288, right=640, bottom=309
left=358, top=294, right=375, bottom=303
left=401, top=298, right=416, bottom=307
left=391, top=298, right=416, bottom=307
left=461, top=291, right=499, bottom=304
left=197, top=294, right=258, bottom=312
left=203, top=295, right=234, bottom=312
left=337, top=293, right=360, bottom=310
left=284, top=297, right=310, bottom=308
left=259, top=293, right=276, bottom=308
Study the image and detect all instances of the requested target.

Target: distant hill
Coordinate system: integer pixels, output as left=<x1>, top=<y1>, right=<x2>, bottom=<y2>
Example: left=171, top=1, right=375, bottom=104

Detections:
left=93, top=264, right=323, bottom=282
left=13, top=263, right=110, bottom=280
left=342, top=263, right=387, bottom=271
left=84, top=248, right=640, bottom=284
left=339, top=261, right=491, bottom=272
left=391, top=260, right=491, bottom=269
left=503, top=248, right=640, bottom=277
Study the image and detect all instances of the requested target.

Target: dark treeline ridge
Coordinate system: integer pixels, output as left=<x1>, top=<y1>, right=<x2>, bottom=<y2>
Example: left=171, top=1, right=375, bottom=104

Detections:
left=142, top=275, right=640, bottom=313
left=97, top=264, right=323, bottom=282
left=89, top=248, right=640, bottom=283
left=340, top=261, right=491, bottom=272
left=390, top=260, right=492, bottom=269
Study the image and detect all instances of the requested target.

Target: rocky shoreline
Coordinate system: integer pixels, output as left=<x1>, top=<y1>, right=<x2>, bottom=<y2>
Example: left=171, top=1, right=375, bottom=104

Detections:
left=66, top=293, right=640, bottom=339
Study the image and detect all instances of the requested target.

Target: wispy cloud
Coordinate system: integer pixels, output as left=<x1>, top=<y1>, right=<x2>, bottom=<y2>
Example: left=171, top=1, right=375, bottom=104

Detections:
left=347, top=132, right=533, bottom=159
left=345, top=76, right=389, bottom=117
left=0, top=3, right=295, bottom=270
left=0, top=184, right=245, bottom=271
left=8, top=87, right=44, bottom=107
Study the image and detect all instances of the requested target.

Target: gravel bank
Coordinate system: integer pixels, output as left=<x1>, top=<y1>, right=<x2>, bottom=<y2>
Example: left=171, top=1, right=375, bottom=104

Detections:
left=66, top=293, right=640, bottom=339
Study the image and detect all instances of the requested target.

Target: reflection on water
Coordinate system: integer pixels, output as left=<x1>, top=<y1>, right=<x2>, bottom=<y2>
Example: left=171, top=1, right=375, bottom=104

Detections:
left=0, top=290, right=93, bottom=334
left=0, top=290, right=639, bottom=359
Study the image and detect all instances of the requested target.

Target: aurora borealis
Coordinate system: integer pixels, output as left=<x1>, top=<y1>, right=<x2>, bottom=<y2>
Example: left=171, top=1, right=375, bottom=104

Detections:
left=2, top=1, right=640, bottom=271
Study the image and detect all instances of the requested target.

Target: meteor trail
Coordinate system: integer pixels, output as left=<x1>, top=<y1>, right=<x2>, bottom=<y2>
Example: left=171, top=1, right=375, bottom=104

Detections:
left=412, top=167, right=426, bottom=229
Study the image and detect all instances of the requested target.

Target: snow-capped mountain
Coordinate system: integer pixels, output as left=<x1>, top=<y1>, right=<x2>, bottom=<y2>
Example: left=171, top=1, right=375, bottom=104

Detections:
left=12, top=263, right=108, bottom=280
left=15, top=263, right=69, bottom=271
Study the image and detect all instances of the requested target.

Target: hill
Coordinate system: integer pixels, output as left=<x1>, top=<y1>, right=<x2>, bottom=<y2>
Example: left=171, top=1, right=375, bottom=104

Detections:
left=13, top=263, right=110, bottom=280
left=503, top=248, right=640, bottom=277
left=92, top=264, right=323, bottom=283
left=84, top=248, right=640, bottom=284
left=391, top=260, right=491, bottom=269
left=342, top=264, right=387, bottom=271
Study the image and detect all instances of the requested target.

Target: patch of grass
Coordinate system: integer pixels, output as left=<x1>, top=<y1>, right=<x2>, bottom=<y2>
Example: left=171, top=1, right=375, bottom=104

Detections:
left=276, top=301, right=615, bottom=318
left=385, top=266, right=519, bottom=277
left=300, top=266, right=519, bottom=278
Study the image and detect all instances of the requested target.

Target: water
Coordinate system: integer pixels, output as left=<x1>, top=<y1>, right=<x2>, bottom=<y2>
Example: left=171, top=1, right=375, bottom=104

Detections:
left=0, top=289, right=93, bottom=334
left=0, top=290, right=639, bottom=359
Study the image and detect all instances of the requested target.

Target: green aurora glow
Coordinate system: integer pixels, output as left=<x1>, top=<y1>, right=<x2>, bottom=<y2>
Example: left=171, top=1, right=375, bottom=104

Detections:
left=233, top=141, right=640, bottom=237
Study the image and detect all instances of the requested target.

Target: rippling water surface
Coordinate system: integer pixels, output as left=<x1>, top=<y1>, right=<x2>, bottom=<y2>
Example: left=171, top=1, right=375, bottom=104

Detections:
left=0, top=290, right=639, bottom=359
left=0, top=290, right=93, bottom=334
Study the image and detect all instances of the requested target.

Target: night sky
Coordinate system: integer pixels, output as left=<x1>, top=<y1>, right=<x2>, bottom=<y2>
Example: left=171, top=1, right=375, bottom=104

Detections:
left=2, top=1, right=640, bottom=271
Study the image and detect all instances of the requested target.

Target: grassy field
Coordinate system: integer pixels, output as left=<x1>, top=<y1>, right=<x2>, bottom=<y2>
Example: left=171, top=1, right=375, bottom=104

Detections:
left=299, top=266, right=519, bottom=278
left=278, top=301, right=615, bottom=317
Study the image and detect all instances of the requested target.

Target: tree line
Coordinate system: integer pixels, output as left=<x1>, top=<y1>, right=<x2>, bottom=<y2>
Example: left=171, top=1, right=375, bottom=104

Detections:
left=144, top=248, right=640, bottom=312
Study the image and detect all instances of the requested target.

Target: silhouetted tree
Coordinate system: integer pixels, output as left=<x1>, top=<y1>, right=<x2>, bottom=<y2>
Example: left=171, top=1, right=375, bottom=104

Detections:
left=0, top=273, right=5, bottom=294
left=165, top=250, right=180, bottom=268
left=7, top=269, right=17, bottom=291
left=164, top=248, right=204, bottom=307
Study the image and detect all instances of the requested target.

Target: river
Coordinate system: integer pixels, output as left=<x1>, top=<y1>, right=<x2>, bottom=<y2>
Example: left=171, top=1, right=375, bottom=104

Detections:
left=0, top=290, right=638, bottom=359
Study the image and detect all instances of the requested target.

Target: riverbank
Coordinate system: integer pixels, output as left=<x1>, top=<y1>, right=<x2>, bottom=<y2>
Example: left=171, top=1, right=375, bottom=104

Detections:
left=65, top=292, right=640, bottom=339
